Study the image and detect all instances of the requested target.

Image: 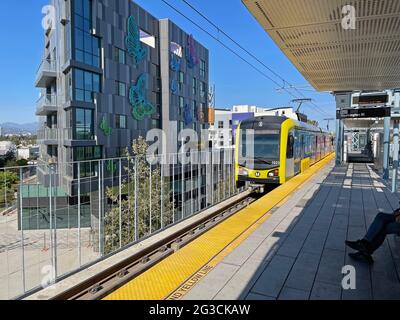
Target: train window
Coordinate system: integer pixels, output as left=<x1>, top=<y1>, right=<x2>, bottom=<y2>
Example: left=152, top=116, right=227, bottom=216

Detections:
left=287, top=134, right=294, bottom=159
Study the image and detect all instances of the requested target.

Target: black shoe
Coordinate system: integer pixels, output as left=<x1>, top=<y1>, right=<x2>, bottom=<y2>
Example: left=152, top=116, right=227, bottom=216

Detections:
left=345, top=240, right=371, bottom=254
left=349, top=251, right=374, bottom=265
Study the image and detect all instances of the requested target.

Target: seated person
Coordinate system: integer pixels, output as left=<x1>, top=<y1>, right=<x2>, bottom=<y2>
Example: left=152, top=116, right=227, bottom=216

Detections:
left=345, top=208, right=400, bottom=263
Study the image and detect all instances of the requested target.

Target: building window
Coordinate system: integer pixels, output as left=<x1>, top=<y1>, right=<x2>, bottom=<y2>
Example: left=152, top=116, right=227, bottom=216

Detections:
left=116, top=147, right=125, bottom=157
left=73, top=0, right=100, bottom=68
left=229, top=120, right=232, bottom=128
left=192, top=78, right=197, bottom=96
left=116, top=115, right=127, bottom=129
left=74, top=69, right=100, bottom=102
left=192, top=100, right=197, bottom=118
left=140, top=30, right=156, bottom=48
left=74, top=108, right=93, bottom=140
left=73, top=146, right=102, bottom=178
left=218, top=121, right=224, bottom=129
left=200, top=81, right=206, bottom=98
left=179, top=96, right=184, bottom=109
left=179, top=71, right=184, bottom=91
left=116, top=81, right=126, bottom=97
left=200, top=60, right=206, bottom=77
left=152, top=119, right=160, bottom=129
left=114, top=47, right=126, bottom=64
left=170, top=42, right=183, bottom=57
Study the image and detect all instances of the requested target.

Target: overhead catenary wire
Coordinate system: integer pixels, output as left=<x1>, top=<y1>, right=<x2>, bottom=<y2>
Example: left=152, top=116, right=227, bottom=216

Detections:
left=174, top=0, right=333, bottom=117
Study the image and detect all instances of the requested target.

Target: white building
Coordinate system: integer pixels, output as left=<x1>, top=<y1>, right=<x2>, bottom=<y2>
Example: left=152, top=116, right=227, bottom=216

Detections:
left=208, top=106, right=300, bottom=149
left=17, top=145, right=40, bottom=160
left=209, top=109, right=233, bottom=149
left=258, top=106, right=299, bottom=120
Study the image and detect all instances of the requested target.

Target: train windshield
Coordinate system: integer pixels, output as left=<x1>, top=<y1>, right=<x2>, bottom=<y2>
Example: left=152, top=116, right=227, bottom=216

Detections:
left=239, top=130, right=280, bottom=170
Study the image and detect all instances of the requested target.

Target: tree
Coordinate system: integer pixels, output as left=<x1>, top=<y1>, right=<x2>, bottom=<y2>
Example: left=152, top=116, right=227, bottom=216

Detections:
left=0, top=171, right=19, bottom=207
left=104, top=137, right=173, bottom=254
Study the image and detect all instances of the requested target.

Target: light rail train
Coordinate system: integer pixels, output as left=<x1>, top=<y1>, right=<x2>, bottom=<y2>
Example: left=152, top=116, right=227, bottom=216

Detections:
left=235, top=116, right=334, bottom=188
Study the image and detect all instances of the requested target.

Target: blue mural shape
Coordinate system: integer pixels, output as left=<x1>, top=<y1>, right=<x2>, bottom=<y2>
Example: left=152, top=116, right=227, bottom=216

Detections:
left=125, top=16, right=147, bottom=64
left=171, top=79, right=178, bottom=95
left=170, top=53, right=182, bottom=72
left=186, top=34, right=199, bottom=69
left=129, top=73, right=156, bottom=121
left=184, top=104, right=193, bottom=126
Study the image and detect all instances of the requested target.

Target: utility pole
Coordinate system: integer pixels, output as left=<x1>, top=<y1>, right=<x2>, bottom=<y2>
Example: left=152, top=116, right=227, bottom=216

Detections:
left=324, top=118, right=335, bottom=131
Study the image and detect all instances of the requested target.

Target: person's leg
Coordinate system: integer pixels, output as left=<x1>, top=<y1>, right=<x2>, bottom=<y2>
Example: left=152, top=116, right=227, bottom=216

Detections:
left=346, top=212, right=394, bottom=254
left=368, top=220, right=400, bottom=253
left=364, top=212, right=395, bottom=243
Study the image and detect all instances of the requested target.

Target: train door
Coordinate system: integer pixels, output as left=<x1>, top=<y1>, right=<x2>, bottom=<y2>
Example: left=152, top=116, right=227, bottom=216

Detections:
left=294, top=130, right=301, bottom=174
left=316, top=135, right=321, bottom=162
left=286, top=131, right=295, bottom=179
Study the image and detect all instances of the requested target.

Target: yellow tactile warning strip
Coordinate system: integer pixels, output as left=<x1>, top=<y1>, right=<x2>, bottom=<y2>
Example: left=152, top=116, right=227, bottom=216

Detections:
left=104, top=153, right=335, bottom=300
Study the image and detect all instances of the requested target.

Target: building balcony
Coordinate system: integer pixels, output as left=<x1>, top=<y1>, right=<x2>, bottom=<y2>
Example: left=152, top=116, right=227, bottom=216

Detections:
left=63, top=128, right=97, bottom=147
left=36, top=94, right=58, bottom=116
left=37, top=127, right=58, bottom=144
left=35, top=59, right=57, bottom=88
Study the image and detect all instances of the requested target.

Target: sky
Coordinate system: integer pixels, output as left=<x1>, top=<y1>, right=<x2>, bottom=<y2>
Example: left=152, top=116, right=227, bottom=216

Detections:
left=0, top=0, right=336, bottom=126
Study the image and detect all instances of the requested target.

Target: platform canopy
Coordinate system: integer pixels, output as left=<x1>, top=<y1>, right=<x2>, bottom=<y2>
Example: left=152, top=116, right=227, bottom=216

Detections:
left=242, top=0, right=400, bottom=92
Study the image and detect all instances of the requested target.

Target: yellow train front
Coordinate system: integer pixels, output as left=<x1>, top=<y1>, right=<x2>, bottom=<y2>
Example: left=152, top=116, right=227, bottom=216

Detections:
left=235, top=116, right=334, bottom=189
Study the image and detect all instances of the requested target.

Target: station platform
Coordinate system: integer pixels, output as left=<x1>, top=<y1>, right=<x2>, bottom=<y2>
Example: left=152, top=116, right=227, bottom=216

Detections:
left=182, top=162, right=400, bottom=300
left=102, top=153, right=400, bottom=300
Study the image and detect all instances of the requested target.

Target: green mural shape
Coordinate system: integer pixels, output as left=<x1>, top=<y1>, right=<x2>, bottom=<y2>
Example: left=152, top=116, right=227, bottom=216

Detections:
left=107, top=160, right=117, bottom=173
left=99, top=116, right=112, bottom=136
left=129, top=73, right=156, bottom=121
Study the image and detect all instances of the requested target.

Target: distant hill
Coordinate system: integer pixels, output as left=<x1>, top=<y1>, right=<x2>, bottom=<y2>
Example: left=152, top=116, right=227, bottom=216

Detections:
left=0, top=122, right=39, bottom=135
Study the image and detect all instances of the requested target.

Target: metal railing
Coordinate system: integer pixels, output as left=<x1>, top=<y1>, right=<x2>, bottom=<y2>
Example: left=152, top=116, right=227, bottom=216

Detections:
left=36, top=59, right=56, bottom=75
left=36, top=94, right=57, bottom=108
left=37, top=128, right=58, bottom=141
left=0, top=148, right=242, bottom=300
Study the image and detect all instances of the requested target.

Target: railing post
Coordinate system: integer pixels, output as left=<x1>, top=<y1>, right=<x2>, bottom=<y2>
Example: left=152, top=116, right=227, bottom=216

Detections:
left=149, top=162, right=152, bottom=234
left=134, top=157, right=138, bottom=241
left=19, top=167, right=26, bottom=294
left=172, top=154, right=175, bottom=224
left=119, top=159, right=122, bottom=248
left=198, top=151, right=201, bottom=212
left=77, top=163, right=81, bottom=267
left=98, top=160, right=102, bottom=255
left=161, top=160, right=164, bottom=229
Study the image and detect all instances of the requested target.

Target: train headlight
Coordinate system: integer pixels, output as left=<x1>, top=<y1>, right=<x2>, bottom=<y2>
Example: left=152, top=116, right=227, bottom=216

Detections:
left=238, top=168, right=249, bottom=176
left=268, top=169, right=279, bottom=177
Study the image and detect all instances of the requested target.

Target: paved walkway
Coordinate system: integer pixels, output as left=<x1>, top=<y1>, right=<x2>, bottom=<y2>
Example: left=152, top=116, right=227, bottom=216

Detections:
left=184, top=162, right=400, bottom=300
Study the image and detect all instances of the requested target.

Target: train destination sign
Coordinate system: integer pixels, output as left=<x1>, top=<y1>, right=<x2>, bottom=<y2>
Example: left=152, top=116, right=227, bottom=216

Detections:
left=336, top=107, right=391, bottom=119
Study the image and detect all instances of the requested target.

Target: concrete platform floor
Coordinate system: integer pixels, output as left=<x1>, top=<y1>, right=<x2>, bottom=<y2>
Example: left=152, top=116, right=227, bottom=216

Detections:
left=184, top=162, right=400, bottom=300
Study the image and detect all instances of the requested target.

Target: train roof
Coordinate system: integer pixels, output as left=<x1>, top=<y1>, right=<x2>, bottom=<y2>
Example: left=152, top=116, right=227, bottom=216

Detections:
left=239, top=116, right=329, bottom=134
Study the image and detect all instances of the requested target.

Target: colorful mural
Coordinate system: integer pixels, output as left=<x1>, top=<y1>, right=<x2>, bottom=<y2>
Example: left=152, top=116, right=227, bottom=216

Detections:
left=129, top=73, right=156, bottom=121
left=186, top=34, right=199, bottom=69
left=184, top=104, right=193, bottom=126
left=171, top=79, right=178, bottom=95
left=170, top=53, right=182, bottom=72
left=125, top=16, right=147, bottom=64
left=107, top=160, right=117, bottom=173
left=99, top=116, right=112, bottom=136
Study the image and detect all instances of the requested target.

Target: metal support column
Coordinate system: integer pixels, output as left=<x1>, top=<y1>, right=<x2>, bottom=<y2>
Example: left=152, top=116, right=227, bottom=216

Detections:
left=336, top=119, right=344, bottom=165
left=392, top=120, right=399, bottom=193
left=383, top=116, right=391, bottom=180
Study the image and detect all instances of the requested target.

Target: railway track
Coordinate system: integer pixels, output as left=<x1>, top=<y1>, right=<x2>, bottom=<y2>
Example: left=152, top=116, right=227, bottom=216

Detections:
left=52, top=189, right=262, bottom=300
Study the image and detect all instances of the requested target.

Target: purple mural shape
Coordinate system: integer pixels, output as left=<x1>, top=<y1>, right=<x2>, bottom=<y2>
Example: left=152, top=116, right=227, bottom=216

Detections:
left=185, top=34, right=199, bottom=69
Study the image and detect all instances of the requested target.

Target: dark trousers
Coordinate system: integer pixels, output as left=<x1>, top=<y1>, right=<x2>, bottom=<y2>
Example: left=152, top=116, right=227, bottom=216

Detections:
left=364, top=213, right=400, bottom=253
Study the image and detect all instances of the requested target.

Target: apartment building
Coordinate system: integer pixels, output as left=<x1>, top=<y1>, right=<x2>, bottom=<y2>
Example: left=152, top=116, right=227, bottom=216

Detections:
left=35, top=0, right=209, bottom=195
